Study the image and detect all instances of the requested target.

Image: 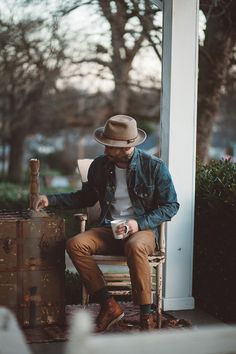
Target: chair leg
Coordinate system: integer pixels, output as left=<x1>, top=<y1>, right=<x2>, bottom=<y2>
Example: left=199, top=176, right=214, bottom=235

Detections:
left=156, top=262, right=163, bottom=329
left=81, top=283, right=89, bottom=308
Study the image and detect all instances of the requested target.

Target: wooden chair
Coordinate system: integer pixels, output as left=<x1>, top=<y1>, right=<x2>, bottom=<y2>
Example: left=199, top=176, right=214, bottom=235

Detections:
left=75, top=159, right=166, bottom=328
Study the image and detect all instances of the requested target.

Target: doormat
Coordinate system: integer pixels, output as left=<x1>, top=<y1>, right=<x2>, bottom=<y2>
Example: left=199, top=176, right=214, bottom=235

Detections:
left=23, top=302, right=192, bottom=344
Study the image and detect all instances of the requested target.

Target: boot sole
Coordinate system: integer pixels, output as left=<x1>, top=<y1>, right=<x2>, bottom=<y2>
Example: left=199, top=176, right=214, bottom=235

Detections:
left=106, top=312, right=125, bottom=331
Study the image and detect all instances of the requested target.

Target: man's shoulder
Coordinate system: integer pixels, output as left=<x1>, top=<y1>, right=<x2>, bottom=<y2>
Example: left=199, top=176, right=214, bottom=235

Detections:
left=136, top=149, right=164, bottom=166
left=93, top=154, right=106, bottom=162
left=91, top=154, right=108, bottom=168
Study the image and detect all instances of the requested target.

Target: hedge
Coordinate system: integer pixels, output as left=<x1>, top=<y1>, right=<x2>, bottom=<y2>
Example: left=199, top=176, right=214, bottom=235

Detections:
left=0, top=182, right=29, bottom=210
left=193, top=159, right=236, bottom=322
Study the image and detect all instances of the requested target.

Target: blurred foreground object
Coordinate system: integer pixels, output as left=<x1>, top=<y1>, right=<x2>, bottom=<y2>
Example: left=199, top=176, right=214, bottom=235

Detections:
left=0, top=306, right=32, bottom=354
left=67, top=310, right=236, bottom=354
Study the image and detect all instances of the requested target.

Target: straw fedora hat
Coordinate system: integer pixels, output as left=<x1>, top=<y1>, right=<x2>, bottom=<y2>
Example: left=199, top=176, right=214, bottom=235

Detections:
left=94, top=115, right=146, bottom=147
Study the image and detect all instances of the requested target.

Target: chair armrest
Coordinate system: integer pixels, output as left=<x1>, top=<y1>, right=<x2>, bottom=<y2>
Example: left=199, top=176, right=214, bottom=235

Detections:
left=74, top=213, right=88, bottom=232
left=159, top=223, right=165, bottom=254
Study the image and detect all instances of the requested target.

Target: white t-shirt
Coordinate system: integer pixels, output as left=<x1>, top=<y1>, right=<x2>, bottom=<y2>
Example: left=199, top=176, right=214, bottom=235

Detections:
left=110, top=166, right=136, bottom=220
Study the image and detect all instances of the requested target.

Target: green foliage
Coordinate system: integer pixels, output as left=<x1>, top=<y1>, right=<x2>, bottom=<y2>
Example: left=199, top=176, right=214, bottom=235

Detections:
left=65, top=270, right=82, bottom=304
left=0, top=182, right=29, bottom=210
left=0, top=181, right=71, bottom=210
left=195, top=158, right=236, bottom=221
left=194, top=159, right=236, bottom=322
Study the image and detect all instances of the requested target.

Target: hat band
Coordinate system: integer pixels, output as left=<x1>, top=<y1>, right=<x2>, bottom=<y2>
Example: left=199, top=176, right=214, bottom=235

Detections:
left=103, top=133, right=138, bottom=144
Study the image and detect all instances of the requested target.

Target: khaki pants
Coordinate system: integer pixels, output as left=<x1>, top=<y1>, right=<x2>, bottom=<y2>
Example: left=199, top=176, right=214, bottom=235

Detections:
left=66, top=227, right=156, bottom=305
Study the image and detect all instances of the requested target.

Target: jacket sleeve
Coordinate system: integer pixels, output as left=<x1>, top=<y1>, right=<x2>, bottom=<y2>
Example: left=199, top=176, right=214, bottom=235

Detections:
left=136, top=162, right=180, bottom=230
left=47, top=162, right=99, bottom=209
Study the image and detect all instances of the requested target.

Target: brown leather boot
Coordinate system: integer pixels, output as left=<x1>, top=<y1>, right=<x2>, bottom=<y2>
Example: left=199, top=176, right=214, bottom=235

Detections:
left=95, top=297, right=124, bottom=332
left=140, top=312, right=157, bottom=331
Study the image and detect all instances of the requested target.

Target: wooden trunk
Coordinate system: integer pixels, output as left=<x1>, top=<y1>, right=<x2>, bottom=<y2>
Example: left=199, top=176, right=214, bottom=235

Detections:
left=0, top=211, right=65, bottom=327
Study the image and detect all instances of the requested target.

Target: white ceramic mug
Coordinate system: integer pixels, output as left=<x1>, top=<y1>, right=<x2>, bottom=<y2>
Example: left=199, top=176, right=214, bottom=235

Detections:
left=111, top=219, right=129, bottom=240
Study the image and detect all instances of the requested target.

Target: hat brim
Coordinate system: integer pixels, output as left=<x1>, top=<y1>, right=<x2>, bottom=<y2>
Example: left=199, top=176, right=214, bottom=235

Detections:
left=94, top=127, right=147, bottom=147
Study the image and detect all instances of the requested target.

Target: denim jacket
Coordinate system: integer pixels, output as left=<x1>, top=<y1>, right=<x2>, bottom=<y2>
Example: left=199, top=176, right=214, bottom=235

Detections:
left=48, top=148, right=179, bottom=238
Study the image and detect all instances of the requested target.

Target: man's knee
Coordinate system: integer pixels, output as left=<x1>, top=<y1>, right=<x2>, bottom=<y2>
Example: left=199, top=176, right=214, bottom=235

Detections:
left=124, top=238, right=146, bottom=257
left=66, top=234, right=85, bottom=254
left=66, top=237, right=75, bottom=254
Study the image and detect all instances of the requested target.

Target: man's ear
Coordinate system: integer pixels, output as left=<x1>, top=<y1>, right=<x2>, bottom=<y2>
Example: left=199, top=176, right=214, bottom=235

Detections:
left=124, top=147, right=134, bottom=152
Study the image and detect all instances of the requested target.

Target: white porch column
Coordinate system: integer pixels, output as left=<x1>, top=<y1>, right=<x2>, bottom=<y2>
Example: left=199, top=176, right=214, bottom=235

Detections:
left=160, top=0, right=199, bottom=310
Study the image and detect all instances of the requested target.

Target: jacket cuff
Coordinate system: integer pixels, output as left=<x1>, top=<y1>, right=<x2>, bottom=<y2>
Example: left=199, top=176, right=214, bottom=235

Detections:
left=47, top=195, right=57, bottom=206
left=136, top=216, right=148, bottom=230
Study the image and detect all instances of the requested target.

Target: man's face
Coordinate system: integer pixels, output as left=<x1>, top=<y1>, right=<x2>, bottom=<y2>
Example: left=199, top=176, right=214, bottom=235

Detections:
left=104, top=146, right=134, bottom=163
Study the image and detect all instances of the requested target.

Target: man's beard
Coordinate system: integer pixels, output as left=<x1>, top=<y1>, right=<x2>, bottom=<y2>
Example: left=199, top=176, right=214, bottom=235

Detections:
left=107, top=151, right=134, bottom=163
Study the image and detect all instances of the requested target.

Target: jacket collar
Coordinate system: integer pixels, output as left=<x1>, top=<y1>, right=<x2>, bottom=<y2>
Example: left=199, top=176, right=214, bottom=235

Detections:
left=129, top=148, right=139, bottom=170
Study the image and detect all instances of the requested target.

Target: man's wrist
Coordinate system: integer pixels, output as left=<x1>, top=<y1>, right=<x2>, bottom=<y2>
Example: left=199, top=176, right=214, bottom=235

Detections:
left=47, top=195, right=56, bottom=206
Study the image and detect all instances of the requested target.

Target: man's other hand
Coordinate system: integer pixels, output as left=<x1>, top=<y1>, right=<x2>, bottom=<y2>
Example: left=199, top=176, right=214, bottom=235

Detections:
left=33, top=195, right=49, bottom=212
left=126, top=219, right=139, bottom=235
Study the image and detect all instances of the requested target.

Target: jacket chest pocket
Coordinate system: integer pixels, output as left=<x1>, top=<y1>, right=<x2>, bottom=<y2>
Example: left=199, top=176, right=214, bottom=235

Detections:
left=103, top=185, right=115, bottom=204
left=134, top=184, right=155, bottom=207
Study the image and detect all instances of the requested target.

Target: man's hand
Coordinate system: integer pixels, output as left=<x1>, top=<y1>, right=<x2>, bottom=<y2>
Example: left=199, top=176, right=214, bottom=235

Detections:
left=33, top=195, right=49, bottom=212
left=126, top=219, right=139, bottom=235
left=115, top=219, right=139, bottom=237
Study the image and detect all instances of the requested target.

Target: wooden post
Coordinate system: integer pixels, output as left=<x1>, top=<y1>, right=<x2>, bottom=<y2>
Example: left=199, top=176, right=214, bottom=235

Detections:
left=29, top=159, right=40, bottom=210
left=28, top=158, right=47, bottom=217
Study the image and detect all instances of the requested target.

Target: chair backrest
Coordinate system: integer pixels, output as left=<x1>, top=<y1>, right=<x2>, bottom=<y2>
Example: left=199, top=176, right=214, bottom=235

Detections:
left=77, top=159, right=94, bottom=183
left=77, top=159, right=101, bottom=225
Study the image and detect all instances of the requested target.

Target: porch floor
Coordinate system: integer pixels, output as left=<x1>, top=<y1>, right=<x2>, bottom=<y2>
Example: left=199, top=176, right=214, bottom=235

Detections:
left=28, top=307, right=227, bottom=354
left=28, top=255, right=228, bottom=354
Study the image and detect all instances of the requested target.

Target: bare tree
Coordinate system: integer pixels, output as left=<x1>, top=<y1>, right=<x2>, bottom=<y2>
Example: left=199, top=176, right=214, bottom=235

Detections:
left=19, top=0, right=236, bottom=163
left=57, top=0, right=162, bottom=114
left=197, top=0, right=236, bottom=161
left=0, top=13, right=66, bottom=182
left=57, top=0, right=236, bottom=161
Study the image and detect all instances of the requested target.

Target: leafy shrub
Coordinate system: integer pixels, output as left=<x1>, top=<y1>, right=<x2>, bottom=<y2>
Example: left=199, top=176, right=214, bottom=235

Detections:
left=65, top=270, right=82, bottom=304
left=0, top=182, right=29, bottom=210
left=195, top=159, right=236, bottom=222
left=193, top=159, right=236, bottom=322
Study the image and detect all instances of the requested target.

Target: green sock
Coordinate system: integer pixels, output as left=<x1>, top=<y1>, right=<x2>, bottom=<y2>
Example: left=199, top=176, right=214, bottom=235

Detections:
left=94, top=287, right=111, bottom=304
left=140, top=304, right=152, bottom=314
